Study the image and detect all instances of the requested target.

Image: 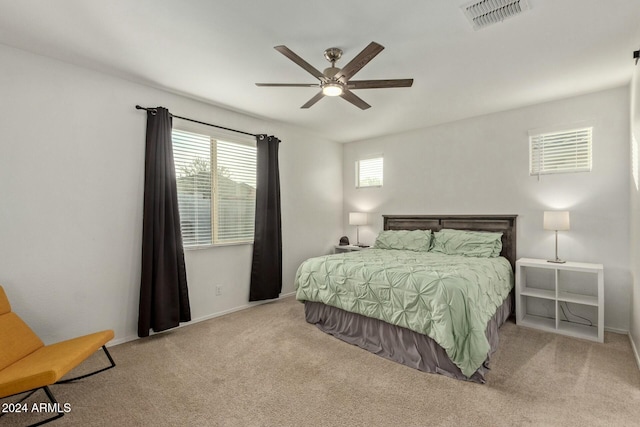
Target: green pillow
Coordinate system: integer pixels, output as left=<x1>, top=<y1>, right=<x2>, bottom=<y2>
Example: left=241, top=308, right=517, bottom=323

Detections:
left=431, top=229, right=503, bottom=258
left=373, top=230, right=432, bottom=252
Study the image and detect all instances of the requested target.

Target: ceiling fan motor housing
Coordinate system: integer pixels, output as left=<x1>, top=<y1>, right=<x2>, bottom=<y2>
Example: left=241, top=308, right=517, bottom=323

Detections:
left=323, top=66, right=341, bottom=79
left=323, top=48, right=343, bottom=80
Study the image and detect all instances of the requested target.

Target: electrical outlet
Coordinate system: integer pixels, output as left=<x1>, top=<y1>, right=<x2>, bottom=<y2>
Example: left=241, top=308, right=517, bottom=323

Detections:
left=215, top=285, right=222, bottom=296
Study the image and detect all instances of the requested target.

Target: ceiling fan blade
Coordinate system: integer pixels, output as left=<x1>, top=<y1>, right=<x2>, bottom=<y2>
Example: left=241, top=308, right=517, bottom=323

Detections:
left=334, top=42, right=384, bottom=82
left=348, top=79, right=414, bottom=89
left=256, top=83, right=320, bottom=87
left=301, top=91, right=325, bottom=109
left=274, top=45, right=326, bottom=81
left=340, top=90, right=371, bottom=110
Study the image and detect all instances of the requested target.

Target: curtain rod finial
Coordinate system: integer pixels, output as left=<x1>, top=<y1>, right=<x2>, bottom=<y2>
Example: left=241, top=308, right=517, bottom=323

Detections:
left=136, top=105, right=157, bottom=115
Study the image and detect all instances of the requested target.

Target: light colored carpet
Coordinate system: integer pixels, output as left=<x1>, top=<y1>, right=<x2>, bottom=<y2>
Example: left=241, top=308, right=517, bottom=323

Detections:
left=3, top=296, right=640, bottom=426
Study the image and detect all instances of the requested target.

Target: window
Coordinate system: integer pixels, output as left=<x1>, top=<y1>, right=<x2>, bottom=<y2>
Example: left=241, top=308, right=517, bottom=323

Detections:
left=529, top=127, right=592, bottom=175
left=633, top=135, right=639, bottom=191
left=172, top=129, right=256, bottom=247
left=356, top=156, right=383, bottom=188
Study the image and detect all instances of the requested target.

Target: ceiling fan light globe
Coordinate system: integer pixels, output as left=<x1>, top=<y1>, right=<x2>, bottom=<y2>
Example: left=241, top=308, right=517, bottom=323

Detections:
left=322, top=83, right=343, bottom=97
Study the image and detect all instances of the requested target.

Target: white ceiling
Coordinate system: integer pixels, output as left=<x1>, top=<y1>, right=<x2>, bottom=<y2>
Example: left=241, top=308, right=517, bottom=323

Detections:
left=1, top=0, right=639, bottom=142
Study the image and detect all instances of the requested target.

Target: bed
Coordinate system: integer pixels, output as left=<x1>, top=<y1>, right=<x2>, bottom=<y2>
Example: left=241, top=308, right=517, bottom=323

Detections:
left=294, top=214, right=517, bottom=383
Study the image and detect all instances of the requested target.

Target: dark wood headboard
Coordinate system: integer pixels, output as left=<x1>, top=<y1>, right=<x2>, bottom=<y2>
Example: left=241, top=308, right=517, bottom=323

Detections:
left=383, top=215, right=518, bottom=270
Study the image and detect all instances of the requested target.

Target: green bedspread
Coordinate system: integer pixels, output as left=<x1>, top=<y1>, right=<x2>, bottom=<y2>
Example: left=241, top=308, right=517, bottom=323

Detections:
left=294, top=249, right=514, bottom=377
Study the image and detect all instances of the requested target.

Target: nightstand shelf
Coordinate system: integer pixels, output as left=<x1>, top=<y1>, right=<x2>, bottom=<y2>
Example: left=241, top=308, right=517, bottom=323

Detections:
left=520, top=314, right=555, bottom=331
left=520, top=287, right=555, bottom=300
left=557, top=291, right=598, bottom=306
left=516, top=258, right=604, bottom=343
left=334, top=245, right=370, bottom=254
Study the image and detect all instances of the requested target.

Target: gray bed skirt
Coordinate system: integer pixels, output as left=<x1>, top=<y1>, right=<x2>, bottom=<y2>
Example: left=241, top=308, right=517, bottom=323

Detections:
left=304, top=293, right=513, bottom=383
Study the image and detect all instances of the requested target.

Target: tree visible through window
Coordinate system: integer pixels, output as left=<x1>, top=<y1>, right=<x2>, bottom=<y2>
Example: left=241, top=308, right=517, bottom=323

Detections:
left=173, top=129, right=256, bottom=247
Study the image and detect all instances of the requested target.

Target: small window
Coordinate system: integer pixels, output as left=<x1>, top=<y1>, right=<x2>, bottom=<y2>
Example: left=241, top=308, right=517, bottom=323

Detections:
left=172, top=129, right=256, bottom=247
left=356, top=156, right=383, bottom=188
left=633, top=135, right=639, bottom=191
left=529, top=127, right=592, bottom=175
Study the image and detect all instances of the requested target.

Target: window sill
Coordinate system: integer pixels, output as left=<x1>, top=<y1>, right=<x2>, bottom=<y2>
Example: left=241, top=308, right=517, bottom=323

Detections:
left=184, top=241, right=254, bottom=251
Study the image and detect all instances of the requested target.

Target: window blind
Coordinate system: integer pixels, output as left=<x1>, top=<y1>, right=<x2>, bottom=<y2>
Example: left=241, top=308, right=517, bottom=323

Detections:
left=215, top=140, right=256, bottom=243
left=172, top=129, right=256, bottom=247
left=633, top=136, right=639, bottom=191
left=356, top=157, right=383, bottom=187
left=173, top=129, right=212, bottom=247
left=530, top=127, right=592, bottom=175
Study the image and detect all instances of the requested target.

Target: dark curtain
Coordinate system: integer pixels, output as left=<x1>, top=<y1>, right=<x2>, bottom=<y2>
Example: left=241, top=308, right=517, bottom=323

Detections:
left=249, top=134, right=282, bottom=301
left=138, top=107, right=191, bottom=337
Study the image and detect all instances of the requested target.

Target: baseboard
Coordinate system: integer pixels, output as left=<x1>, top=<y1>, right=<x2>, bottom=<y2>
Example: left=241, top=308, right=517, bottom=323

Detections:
left=604, top=326, right=629, bottom=335
left=603, top=328, right=639, bottom=372
left=109, top=291, right=298, bottom=347
left=630, top=332, right=640, bottom=372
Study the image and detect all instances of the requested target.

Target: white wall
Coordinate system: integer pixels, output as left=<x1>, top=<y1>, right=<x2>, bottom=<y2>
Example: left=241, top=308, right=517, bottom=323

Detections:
left=0, top=43, right=343, bottom=345
left=630, top=60, right=640, bottom=367
left=343, top=87, right=631, bottom=332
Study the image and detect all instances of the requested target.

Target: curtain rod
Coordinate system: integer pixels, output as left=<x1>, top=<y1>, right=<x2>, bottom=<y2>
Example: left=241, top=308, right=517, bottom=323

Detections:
left=135, top=105, right=257, bottom=137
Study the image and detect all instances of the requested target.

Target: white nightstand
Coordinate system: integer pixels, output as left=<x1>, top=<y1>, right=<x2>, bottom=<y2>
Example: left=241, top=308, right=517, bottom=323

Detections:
left=515, top=257, right=604, bottom=343
left=334, top=245, right=370, bottom=254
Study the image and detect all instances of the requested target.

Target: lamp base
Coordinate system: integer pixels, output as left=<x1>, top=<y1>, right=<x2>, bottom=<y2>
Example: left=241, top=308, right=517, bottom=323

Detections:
left=548, top=231, right=566, bottom=264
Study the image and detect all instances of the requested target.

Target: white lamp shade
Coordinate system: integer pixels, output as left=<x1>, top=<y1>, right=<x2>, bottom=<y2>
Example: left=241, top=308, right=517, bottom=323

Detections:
left=543, top=211, right=570, bottom=231
left=349, top=212, right=368, bottom=226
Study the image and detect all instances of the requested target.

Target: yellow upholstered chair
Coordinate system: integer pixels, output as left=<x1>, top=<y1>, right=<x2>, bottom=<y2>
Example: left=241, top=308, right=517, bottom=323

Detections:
left=0, top=285, right=115, bottom=426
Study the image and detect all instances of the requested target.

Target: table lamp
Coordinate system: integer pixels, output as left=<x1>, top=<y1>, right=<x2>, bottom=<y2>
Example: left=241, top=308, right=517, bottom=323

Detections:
left=543, top=211, right=570, bottom=263
left=349, top=212, right=367, bottom=246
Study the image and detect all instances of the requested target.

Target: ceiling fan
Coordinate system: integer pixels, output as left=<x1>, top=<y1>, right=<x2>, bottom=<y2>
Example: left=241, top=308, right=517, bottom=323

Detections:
left=255, top=42, right=413, bottom=110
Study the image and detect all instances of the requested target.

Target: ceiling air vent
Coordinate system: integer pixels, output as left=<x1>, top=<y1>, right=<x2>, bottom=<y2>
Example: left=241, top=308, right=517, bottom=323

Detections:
left=461, top=0, right=530, bottom=30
